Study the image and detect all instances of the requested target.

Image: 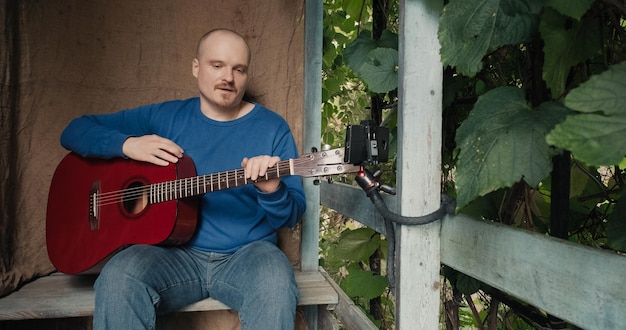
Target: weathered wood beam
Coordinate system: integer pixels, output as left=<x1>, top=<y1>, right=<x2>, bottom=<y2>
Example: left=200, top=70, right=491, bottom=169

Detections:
left=0, top=271, right=338, bottom=320
left=320, top=268, right=378, bottom=330
left=320, top=182, right=390, bottom=235
left=441, top=215, right=626, bottom=330
left=321, top=182, right=626, bottom=330
left=396, top=0, right=444, bottom=328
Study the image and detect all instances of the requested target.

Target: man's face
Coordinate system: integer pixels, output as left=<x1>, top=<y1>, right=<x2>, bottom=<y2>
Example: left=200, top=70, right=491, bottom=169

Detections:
left=193, top=31, right=250, bottom=112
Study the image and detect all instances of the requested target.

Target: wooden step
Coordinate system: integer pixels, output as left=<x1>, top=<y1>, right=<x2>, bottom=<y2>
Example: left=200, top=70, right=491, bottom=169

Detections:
left=0, top=270, right=338, bottom=320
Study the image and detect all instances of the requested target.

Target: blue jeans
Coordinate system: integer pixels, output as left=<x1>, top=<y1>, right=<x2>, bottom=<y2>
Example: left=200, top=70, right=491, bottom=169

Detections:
left=93, top=240, right=299, bottom=330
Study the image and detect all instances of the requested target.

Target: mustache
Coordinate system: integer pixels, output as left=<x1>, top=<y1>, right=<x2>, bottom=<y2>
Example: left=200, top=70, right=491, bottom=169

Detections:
left=215, top=82, right=235, bottom=90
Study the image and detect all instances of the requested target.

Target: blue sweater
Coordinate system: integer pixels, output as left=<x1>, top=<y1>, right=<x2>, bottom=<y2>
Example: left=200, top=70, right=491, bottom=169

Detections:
left=60, top=97, right=306, bottom=253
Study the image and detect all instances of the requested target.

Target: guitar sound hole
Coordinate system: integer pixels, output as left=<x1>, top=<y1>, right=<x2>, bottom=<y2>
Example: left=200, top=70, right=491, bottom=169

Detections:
left=122, top=181, right=148, bottom=215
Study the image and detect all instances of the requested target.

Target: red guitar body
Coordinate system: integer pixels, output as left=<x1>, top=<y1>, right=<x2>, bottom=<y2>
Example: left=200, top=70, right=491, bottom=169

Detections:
left=46, top=153, right=198, bottom=274
left=45, top=147, right=358, bottom=275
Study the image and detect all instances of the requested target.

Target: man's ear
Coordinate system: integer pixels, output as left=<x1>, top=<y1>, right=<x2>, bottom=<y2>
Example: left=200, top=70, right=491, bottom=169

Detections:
left=192, top=58, right=199, bottom=78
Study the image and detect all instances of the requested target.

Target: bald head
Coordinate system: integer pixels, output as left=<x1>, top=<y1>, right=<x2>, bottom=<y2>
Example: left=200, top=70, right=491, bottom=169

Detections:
left=195, top=28, right=251, bottom=64
left=192, top=28, right=252, bottom=118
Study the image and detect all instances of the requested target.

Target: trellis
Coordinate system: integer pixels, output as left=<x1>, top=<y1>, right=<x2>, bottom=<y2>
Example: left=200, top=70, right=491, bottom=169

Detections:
left=303, top=0, right=626, bottom=329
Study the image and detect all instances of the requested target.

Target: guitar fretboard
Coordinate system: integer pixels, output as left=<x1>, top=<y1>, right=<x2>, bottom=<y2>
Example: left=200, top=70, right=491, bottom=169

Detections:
left=147, top=159, right=294, bottom=204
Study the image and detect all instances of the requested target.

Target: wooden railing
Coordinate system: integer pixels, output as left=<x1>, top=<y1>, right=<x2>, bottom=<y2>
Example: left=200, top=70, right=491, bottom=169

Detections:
left=321, top=182, right=626, bottom=330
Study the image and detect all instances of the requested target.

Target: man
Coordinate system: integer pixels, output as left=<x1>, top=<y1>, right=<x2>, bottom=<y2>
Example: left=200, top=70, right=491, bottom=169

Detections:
left=60, top=28, right=306, bottom=329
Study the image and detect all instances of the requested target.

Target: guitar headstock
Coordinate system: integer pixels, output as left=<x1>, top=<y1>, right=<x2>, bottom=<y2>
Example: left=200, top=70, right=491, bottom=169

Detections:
left=292, top=147, right=360, bottom=177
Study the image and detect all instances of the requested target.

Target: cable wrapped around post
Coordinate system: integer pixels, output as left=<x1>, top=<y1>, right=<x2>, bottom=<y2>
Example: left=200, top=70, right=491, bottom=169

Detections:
left=368, top=190, right=456, bottom=225
left=355, top=167, right=457, bottom=291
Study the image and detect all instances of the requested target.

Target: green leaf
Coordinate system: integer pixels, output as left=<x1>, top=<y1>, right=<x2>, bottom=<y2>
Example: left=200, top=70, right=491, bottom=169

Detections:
left=344, top=29, right=399, bottom=93
left=359, top=48, right=398, bottom=93
left=547, top=115, right=626, bottom=166
left=607, top=188, right=626, bottom=252
left=546, top=62, right=626, bottom=166
left=344, top=31, right=377, bottom=75
left=439, top=0, right=542, bottom=77
left=343, top=0, right=364, bottom=22
left=564, top=62, right=626, bottom=116
left=340, top=17, right=358, bottom=35
left=377, top=30, right=399, bottom=50
left=334, top=228, right=380, bottom=262
left=456, top=272, right=481, bottom=295
left=455, top=87, right=569, bottom=209
left=540, top=8, right=601, bottom=98
left=324, top=76, right=341, bottom=96
left=340, top=269, right=388, bottom=300
left=545, top=0, right=594, bottom=20
left=569, top=164, right=590, bottom=199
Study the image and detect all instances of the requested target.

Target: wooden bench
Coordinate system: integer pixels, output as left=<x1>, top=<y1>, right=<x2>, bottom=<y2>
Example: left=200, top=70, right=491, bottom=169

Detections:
left=0, top=269, right=339, bottom=326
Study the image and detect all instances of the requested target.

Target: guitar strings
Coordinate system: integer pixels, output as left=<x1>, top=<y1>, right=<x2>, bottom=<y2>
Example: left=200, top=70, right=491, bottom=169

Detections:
left=93, top=155, right=332, bottom=207
left=94, top=163, right=296, bottom=207
left=92, top=160, right=315, bottom=207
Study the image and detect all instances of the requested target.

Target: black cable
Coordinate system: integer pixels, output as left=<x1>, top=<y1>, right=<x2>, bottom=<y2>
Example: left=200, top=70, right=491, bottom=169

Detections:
left=354, top=167, right=456, bottom=291
left=369, top=191, right=456, bottom=225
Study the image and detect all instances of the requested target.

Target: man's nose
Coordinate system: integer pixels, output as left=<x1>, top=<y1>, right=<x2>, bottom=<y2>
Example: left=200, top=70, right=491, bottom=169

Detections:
left=222, top=68, right=234, bottom=82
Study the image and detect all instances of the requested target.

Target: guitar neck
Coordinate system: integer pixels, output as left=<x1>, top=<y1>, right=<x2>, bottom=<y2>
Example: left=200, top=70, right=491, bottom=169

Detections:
left=148, top=159, right=293, bottom=204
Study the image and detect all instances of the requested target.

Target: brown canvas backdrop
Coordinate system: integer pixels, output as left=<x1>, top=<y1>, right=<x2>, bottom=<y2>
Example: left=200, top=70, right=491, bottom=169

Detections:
left=0, top=0, right=304, bottom=311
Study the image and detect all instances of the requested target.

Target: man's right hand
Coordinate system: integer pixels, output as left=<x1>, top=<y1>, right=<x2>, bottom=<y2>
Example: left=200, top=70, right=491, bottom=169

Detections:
left=122, top=135, right=184, bottom=166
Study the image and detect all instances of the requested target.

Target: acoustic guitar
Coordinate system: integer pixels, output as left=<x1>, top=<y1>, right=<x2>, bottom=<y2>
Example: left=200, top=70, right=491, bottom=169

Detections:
left=46, top=148, right=359, bottom=274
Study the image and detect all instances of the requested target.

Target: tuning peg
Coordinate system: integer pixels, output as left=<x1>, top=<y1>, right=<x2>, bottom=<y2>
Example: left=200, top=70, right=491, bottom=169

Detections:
left=313, top=179, right=321, bottom=185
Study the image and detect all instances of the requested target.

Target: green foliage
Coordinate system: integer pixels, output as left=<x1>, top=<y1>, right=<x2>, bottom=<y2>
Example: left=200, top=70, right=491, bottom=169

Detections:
left=546, top=0, right=595, bottom=21
left=358, top=48, right=399, bottom=93
left=341, top=267, right=389, bottom=300
left=438, top=0, right=543, bottom=77
left=540, top=6, right=601, bottom=98
left=321, top=5, right=372, bottom=146
left=440, top=0, right=626, bottom=239
left=334, top=227, right=381, bottom=262
left=439, top=2, right=626, bottom=326
left=442, top=265, right=482, bottom=295
left=321, top=0, right=625, bottom=328
left=345, top=30, right=399, bottom=93
left=320, top=5, right=400, bottom=327
left=607, top=186, right=626, bottom=251
left=455, top=87, right=570, bottom=209
left=319, top=209, right=394, bottom=326
left=546, top=62, right=626, bottom=166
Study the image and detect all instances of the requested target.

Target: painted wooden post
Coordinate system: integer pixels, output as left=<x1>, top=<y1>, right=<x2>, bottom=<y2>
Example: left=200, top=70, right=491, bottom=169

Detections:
left=396, top=0, right=443, bottom=328
left=301, top=0, right=322, bottom=272
left=301, top=0, right=323, bottom=328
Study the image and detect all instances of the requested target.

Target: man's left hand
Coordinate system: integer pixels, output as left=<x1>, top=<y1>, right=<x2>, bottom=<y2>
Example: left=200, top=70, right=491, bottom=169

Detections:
left=241, top=155, right=281, bottom=193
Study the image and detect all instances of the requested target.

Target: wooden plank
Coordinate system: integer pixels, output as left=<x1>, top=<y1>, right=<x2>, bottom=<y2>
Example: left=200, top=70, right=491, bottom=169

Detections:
left=320, top=269, right=377, bottom=330
left=317, top=304, right=340, bottom=330
left=295, top=271, right=339, bottom=306
left=0, top=273, right=96, bottom=319
left=323, top=185, right=626, bottom=329
left=0, top=271, right=338, bottom=321
left=395, top=0, right=444, bottom=328
left=320, top=182, right=390, bottom=235
left=441, top=215, right=626, bottom=330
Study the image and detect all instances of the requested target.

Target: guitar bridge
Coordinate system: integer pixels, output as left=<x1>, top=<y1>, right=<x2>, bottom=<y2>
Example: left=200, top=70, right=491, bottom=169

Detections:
left=89, top=181, right=100, bottom=231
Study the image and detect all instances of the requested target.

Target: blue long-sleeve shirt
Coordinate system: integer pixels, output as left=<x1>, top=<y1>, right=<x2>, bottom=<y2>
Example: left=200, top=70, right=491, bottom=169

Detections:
left=60, top=97, right=306, bottom=253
